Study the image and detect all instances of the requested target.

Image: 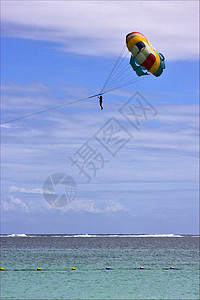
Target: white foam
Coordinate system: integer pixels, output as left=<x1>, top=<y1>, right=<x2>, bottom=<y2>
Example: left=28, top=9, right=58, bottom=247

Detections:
left=64, top=234, right=184, bottom=238
left=7, top=233, right=27, bottom=237
left=72, top=234, right=98, bottom=238
left=130, top=234, right=183, bottom=238
left=1, top=233, right=192, bottom=238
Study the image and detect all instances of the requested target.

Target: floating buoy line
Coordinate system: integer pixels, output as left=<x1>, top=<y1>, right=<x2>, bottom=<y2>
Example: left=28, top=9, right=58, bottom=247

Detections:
left=0, top=266, right=179, bottom=271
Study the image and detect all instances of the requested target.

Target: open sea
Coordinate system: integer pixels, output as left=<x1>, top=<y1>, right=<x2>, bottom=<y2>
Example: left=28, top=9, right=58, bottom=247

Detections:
left=0, top=234, right=199, bottom=299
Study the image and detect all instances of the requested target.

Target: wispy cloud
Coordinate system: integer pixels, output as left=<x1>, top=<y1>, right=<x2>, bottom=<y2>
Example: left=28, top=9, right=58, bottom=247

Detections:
left=9, top=186, right=45, bottom=194
left=2, top=196, right=29, bottom=213
left=1, top=82, right=50, bottom=94
left=67, top=200, right=132, bottom=215
left=4, top=187, right=132, bottom=215
left=2, top=101, right=198, bottom=204
left=1, top=1, right=199, bottom=59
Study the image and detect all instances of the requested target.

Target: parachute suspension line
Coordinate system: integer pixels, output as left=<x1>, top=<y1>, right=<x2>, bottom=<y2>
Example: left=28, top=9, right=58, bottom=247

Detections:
left=99, top=45, right=128, bottom=94
left=102, top=76, right=146, bottom=95
left=99, top=45, right=127, bottom=94
left=100, top=49, right=130, bottom=94
left=102, top=50, right=130, bottom=91
left=101, top=65, right=131, bottom=92
left=102, top=61, right=142, bottom=95
left=99, top=45, right=143, bottom=95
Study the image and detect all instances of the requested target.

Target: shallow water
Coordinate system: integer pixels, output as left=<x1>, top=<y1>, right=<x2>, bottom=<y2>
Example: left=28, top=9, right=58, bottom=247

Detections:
left=0, top=235, right=199, bottom=299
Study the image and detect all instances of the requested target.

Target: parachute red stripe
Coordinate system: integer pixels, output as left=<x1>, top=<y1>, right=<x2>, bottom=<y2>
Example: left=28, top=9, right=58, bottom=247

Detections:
left=142, top=53, right=156, bottom=70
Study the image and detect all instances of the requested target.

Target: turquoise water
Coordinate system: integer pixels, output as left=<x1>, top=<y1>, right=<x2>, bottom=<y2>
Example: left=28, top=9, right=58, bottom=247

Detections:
left=0, top=235, right=199, bottom=299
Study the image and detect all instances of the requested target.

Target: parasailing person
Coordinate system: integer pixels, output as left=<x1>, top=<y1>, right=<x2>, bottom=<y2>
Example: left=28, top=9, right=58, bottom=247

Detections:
left=98, top=95, right=103, bottom=110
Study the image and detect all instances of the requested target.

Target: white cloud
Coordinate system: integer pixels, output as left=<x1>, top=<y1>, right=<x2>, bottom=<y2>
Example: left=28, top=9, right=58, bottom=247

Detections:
left=1, top=82, right=50, bottom=94
left=58, top=199, right=131, bottom=214
left=2, top=103, right=198, bottom=174
left=104, top=201, right=130, bottom=214
left=0, top=123, right=17, bottom=129
left=1, top=1, right=199, bottom=59
left=2, top=196, right=29, bottom=212
left=69, top=200, right=101, bottom=214
left=4, top=188, right=131, bottom=215
left=9, top=186, right=46, bottom=194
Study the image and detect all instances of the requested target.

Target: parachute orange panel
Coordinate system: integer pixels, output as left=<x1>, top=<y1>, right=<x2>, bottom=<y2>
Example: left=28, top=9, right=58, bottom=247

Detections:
left=126, top=32, right=165, bottom=77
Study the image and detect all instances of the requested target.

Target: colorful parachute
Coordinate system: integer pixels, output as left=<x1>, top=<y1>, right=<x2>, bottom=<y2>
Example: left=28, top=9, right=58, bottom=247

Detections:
left=126, top=32, right=165, bottom=77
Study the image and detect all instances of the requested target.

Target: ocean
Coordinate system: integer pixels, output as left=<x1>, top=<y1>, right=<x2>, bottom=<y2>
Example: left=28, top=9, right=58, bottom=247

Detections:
left=0, top=234, right=199, bottom=299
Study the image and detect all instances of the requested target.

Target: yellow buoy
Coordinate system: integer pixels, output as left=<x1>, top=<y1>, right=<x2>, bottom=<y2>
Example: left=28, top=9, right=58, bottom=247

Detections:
left=170, top=266, right=174, bottom=269
left=37, top=268, right=41, bottom=271
left=140, top=267, right=144, bottom=269
left=106, top=267, right=110, bottom=270
left=0, top=268, right=5, bottom=271
left=71, top=268, right=76, bottom=270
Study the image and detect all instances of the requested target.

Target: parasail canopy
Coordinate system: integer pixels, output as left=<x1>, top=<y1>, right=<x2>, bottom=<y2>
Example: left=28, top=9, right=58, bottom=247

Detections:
left=126, top=32, right=165, bottom=77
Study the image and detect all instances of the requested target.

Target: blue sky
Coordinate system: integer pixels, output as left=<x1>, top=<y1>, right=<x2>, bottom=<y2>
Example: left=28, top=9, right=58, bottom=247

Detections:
left=1, top=1, right=199, bottom=234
